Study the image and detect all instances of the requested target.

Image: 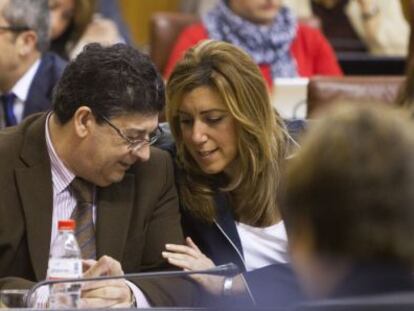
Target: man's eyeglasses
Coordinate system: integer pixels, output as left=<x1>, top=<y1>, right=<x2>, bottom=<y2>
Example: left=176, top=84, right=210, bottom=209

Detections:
left=0, top=25, right=30, bottom=32
left=99, top=115, right=163, bottom=150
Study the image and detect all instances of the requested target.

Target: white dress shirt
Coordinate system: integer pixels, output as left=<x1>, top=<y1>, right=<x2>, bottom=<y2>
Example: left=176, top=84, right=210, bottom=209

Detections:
left=236, top=221, right=289, bottom=272
left=7, top=59, right=41, bottom=122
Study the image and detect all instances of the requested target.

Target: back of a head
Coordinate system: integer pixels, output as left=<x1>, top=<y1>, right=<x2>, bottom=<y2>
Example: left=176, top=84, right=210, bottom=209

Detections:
left=3, top=0, right=50, bottom=53
left=53, top=43, right=165, bottom=124
left=282, top=103, right=414, bottom=264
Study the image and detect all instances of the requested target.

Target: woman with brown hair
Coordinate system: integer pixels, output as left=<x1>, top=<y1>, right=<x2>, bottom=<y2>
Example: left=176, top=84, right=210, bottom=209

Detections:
left=162, top=39, right=304, bottom=308
left=49, top=0, right=123, bottom=60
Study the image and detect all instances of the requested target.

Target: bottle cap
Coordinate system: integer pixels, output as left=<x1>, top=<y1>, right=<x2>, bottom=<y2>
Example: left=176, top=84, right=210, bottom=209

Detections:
left=58, top=219, right=76, bottom=230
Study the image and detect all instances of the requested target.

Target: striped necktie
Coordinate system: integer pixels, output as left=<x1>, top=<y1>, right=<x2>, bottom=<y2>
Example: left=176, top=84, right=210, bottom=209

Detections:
left=0, top=93, right=17, bottom=126
left=70, top=177, right=96, bottom=259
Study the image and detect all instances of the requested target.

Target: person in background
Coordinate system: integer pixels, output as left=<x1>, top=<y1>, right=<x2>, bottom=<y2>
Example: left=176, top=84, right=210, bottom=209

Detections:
left=0, top=0, right=66, bottom=128
left=284, top=0, right=409, bottom=56
left=165, top=0, right=342, bottom=86
left=49, top=0, right=125, bottom=60
left=162, top=40, right=305, bottom=308
left=0, top=43, right=196, bottom=308
left=96, top=0, right=133, bottom=46
left=282, top=104, right=414, bottom=300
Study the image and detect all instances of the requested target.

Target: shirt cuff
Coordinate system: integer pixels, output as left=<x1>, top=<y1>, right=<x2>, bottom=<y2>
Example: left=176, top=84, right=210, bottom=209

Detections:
left=125, top=280, right=151, bottom=308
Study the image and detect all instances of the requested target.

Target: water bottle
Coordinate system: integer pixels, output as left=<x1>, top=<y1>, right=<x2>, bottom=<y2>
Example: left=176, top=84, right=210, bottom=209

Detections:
left=47, top=219, right=82, bottom=309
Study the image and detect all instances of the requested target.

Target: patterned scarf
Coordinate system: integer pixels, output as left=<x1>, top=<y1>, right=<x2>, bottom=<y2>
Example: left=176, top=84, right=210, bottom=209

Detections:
left=202, top=0, right=298, bottom=78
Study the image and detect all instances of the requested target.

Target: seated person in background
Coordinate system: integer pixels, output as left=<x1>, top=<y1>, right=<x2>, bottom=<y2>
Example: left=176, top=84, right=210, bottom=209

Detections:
left=96, top=0, right=133, bottom=46
left=49, top=0, right=125, bottom=60
left=282, top=103, right=414, bottom=300
left=162, top=40, right=305, bottom=308
left=0, top=0, right=66, bottom=128
left=0, top=43, right=195, bottom=307
left=284, top=0, right=409, bottom=56
left=165, top=0, right=342, bottom=86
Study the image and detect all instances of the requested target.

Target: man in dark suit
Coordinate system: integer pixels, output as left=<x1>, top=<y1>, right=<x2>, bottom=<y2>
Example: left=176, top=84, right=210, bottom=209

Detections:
left=0, top=43, right=195, bottom=307
left=0, top=0, right=66, bottom=128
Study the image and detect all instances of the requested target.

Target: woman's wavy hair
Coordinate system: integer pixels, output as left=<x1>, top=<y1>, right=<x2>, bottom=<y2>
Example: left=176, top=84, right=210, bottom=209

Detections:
left=166, top=40, right=289, bottom=226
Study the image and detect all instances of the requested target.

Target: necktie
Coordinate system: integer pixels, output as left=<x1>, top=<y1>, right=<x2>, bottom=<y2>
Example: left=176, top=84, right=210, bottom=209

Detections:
left=0, top=93, right=17, bottom=126
left=70, top=177, right=96, bottom=259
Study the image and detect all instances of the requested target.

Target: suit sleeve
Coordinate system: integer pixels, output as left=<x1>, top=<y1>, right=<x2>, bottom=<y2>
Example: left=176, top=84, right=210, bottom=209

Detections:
left=242, top=263, right=306, bottom=307
left=132, top=150, right=199, bottom=307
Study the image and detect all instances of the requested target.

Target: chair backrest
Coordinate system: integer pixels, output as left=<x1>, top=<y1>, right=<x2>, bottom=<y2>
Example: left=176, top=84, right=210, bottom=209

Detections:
left=307, top=76, right=405, bottom=117
left=149, top=12, right=199, bottom=74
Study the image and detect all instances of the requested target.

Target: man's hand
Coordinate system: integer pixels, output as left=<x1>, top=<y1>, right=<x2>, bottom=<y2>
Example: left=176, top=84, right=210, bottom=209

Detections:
left=80, top=256, right=134, bottom=308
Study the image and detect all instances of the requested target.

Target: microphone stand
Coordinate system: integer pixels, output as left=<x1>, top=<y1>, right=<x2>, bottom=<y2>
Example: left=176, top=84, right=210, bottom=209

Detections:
left=25, top=262, right=239, bottom=307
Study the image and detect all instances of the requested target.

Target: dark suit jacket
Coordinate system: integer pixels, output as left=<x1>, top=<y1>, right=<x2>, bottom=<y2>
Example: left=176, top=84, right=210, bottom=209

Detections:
left=180, top=191, right=305, bottom=308
left=0, top=113, right=196, bottom=306
left=22, top=52, right=66, bottom=119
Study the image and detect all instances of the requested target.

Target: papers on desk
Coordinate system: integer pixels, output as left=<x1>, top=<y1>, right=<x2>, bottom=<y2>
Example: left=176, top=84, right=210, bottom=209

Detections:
left=271, top=78, right=309, bottom=119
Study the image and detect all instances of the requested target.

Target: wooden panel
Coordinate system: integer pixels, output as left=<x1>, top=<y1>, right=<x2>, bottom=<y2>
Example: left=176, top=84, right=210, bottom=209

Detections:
left=119, top=0, right=180, bottom=48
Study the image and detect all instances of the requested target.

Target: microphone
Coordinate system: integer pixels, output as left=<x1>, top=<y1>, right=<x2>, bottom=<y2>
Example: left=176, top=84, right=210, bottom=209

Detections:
left=25, top=262, right=239, bottom=306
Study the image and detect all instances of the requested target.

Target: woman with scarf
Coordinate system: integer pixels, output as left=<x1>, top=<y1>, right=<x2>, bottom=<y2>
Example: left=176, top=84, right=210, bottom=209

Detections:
left=164, top=0, right=342, bottom=86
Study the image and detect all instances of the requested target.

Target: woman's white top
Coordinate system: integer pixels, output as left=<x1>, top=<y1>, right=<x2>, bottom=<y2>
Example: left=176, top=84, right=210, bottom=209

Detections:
left=236, top=221, right=289, bottom=272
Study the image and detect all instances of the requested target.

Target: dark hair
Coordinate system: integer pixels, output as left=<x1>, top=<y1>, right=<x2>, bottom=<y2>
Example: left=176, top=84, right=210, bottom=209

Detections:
left=3, top=0, right=50, bottom=53
left=53, top=43, right=165, bottom=124
left=282, top=103, right=414, bottom=265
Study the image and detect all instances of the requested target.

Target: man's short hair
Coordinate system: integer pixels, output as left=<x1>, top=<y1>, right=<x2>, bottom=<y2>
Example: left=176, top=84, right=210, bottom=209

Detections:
left=2, top=0, right=49, bottom=53
left=53, top=43, right=165, bottom=124
left=282, top=104, right=414, bottom=265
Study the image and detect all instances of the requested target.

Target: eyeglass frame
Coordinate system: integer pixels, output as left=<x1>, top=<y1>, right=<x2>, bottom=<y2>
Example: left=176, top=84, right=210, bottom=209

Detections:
left=97, top=114, right=163, bottom=150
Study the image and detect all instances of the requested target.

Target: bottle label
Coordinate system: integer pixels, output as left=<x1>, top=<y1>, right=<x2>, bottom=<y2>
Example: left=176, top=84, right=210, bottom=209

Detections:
left=47, top=258, right=82, bottom=279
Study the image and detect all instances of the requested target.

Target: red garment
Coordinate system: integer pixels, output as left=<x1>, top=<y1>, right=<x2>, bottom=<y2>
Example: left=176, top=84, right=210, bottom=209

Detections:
left=164, top=22, right=343, bottom=86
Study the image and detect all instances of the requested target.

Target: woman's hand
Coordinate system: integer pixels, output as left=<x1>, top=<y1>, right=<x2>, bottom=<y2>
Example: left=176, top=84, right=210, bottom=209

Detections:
left=162, top=237, right=224, bottom=295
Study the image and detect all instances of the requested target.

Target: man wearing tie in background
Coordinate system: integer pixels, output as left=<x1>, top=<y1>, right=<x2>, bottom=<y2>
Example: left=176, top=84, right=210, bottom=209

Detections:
left=0, top=0, right=66, bottom=128
left=0, top=43, right=195, bottom=307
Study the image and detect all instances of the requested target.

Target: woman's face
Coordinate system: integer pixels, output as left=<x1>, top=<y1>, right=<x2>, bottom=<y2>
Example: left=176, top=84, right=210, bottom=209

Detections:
left=178, top=86, right=239, bottom=176
left=228, top=0, right=281, bottom=25
left=49, top=0, right=75, bottom=40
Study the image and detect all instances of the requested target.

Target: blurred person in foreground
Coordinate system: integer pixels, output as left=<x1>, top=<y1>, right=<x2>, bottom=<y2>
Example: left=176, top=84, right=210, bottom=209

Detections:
left=282, top=103, right=414, bottom=301
left=165, top=0, right=342, bottom=87
left=0, top=43, right=196, bottom=308
left=162, top=39, right=305, bottom=308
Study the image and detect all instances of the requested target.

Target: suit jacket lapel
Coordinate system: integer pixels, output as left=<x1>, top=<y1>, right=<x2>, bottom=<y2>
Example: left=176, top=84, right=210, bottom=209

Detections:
left=96, top=173, right=135, bottom=260
left=15, top=114, right=53, bottom=280
left=214, top=192, right=244, bottom=256
left=24, top=53, right=66, bottom=117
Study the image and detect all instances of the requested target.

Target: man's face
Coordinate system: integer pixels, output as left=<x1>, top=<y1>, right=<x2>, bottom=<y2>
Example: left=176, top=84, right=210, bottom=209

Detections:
left=79, top=112, right=159, bottom=187
left=0, top=0, right=21, bottom=91
left=229, top=0, right=281, bottom=25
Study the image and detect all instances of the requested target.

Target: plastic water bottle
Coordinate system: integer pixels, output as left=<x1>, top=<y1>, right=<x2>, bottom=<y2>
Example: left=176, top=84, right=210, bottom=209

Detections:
left=47, top=219, right=82, bottom=309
